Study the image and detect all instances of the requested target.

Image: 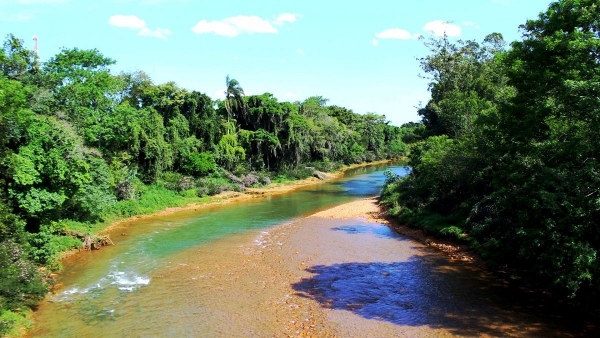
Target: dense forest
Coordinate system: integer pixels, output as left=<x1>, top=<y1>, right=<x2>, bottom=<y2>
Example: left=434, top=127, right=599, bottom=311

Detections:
left=0, top=34, right=413, bottom=334
left=382, top=0, right=600, bottom=306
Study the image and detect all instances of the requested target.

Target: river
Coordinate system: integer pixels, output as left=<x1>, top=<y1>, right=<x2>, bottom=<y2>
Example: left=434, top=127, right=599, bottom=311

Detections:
left=28, top=164, right=587, bottom=337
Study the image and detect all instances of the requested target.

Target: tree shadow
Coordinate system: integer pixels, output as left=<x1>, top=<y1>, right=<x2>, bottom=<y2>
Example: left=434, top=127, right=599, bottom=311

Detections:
left=291, top=254, right=575, bottom=337
left=331, top=224, right=411, bottom=242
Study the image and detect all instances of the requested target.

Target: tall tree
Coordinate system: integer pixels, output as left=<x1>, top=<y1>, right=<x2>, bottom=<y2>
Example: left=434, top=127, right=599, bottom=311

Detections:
left=224, top=75, right=245, bottom=133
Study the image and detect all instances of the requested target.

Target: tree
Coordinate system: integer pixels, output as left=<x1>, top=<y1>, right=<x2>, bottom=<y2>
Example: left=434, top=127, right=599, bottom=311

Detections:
left=475, top=0, right=600, bottom=298
left=0, top=34, right=38, bottom=83
left=42, top=48, right=120, bottom=142
left=224, top=75, right=245, bottom=133
left=417, top=33, right=508, bottom=138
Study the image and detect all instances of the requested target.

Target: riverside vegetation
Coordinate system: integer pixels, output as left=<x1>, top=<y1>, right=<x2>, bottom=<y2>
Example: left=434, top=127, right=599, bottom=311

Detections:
left=0, top=37, right=414, bottom=335
left=381, top=0, right=600, bottom=312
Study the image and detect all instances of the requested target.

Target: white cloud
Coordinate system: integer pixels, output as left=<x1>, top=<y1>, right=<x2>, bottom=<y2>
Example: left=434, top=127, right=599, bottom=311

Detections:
left=192, top=13, right=296, bottom=37
left=192, top=19, right=238, bottom=36
left=225, top=15, right=277, bottom=33
left=108, top=14, right=171, bottom=39
left=109, top=14, right=146, bottom=29
left=376, top=28, right=413, bottom=40
left=371, top=39, right=379, bottom=46
left=423, top=20, right=461, bottom=37
left=296, top=48, right=304, bottom=55
left=275, top=13, right=297, bottom=25
left=139, top=27, right=171, bottom=39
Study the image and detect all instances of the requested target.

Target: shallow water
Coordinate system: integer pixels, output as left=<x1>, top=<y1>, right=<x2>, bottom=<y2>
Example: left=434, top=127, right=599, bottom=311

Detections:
left=28, top=164, right=585, bottom=337
left=29, top=164, right=404, bottom=336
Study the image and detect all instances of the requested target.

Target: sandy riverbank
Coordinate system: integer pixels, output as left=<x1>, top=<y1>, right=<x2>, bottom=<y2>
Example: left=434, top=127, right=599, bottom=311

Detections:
left=35, top=196, right=578, bottom=337
left=144, top=197, right=564, bottom=337
left=311, top=196, right=477, bottom=264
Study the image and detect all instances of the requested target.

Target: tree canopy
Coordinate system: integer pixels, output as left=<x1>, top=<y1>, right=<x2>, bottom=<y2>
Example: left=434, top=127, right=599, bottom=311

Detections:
left=382, top=0, right=600, bottom=304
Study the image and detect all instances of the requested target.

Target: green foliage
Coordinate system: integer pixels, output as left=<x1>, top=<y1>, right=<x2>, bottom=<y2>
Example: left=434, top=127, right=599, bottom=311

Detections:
left=3, top=115, right=114, bottom=224
left=0, top=309, right=34, bottom=337
left=0, top=241, right=48, bottom=310
left=273, top=167, right=314, bottom=182
left=309, top=160, right=342, bottom=173
left=0, top=34, right=38, bottom=83
left=183, top=152, right=216, bottom=176
left=381, top=0, right=600, bottom=303
left=27, top=222, right=80, bottom=268
left=215, top=134, right=246, bottom=171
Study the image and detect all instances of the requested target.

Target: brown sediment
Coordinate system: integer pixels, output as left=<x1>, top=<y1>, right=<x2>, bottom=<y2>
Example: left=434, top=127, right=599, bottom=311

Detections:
left=35, top=194, right=576, bottom=337
left=154, top=197, right=564, bottom=337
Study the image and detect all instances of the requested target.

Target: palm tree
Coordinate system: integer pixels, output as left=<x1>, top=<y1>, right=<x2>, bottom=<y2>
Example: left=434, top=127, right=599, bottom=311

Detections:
left=224, top=75, right=245, bottom=133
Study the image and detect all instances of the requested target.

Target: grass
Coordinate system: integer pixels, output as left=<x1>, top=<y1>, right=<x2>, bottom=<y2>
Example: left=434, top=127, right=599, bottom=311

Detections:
left=0, top=310, right=34, bottom=338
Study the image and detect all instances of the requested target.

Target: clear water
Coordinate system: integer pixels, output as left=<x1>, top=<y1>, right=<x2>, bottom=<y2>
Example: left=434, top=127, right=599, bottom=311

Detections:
left=30, top=164, right=409, bottom=337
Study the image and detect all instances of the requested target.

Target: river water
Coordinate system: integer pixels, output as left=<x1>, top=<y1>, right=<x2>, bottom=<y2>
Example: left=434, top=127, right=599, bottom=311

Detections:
left=29, top=164, right=587, bottom=337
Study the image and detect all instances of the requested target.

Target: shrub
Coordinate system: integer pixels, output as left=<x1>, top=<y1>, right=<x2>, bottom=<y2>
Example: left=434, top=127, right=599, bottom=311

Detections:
left=310, top=161, right=342, bottom=172
left=183, top=152, right=216, bottom=177
left=177, top=176, right=196, bottom=192
left=196, top=186, right=209, bottom=197
left=225, top=172, right=243, bottom=184
left=0, top=241, right=48, bottom=311
left=259, top=175, right=271, bottom=185
left=242, top=173, right=259, bottom=187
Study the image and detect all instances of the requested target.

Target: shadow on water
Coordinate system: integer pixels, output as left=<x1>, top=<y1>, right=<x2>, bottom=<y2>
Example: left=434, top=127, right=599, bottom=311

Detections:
left=331, top=224, right=412, bottom=241
left=291, top=253, right=585, bottom=337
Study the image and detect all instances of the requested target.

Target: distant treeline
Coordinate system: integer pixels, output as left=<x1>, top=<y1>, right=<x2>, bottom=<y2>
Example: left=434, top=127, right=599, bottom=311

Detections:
left=0, top=34, right=417, bottom=334
left=382, top=0, right=600, bottom=306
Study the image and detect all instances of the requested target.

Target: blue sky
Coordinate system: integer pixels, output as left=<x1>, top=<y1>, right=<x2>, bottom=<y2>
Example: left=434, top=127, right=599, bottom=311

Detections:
left=2, top=0, right=553, bottom=126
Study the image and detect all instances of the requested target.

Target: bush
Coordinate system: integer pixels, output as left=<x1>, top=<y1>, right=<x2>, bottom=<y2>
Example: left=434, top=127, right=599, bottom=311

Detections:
left=0, top=241, right=48, bottom=311
left=116, top=180, right=135, bottom=201
left=27, top=222, right=81, bottom=269
left=242, top=173, right=259, bottom=187
left=259, top=174, right=271, bottom=185
left=364, top=152, right=377, bottom=162
left=196, top=186, right=209, bottom=197
left=0, top=310, right=33, bottom=337
left=196, top=177, right=241, bottom=196
left=225, top=172, right=243, bottom=184
left=157, top=173, right=196, bottom=193
left=177, top=176, right=196, bottom=192
left=276, top=167, right=314, bottom=181
left=309, top=160, right=342, bottom=172
left=183, top=152, right=216, bottom=177
left=208, top=184, right=231, bottom=196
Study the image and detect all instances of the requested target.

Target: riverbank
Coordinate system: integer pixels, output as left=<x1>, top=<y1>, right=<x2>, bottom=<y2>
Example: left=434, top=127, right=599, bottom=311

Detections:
left=312, top=197, right=479, bottom=264
left=109, top=197, right=569, bottom=337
